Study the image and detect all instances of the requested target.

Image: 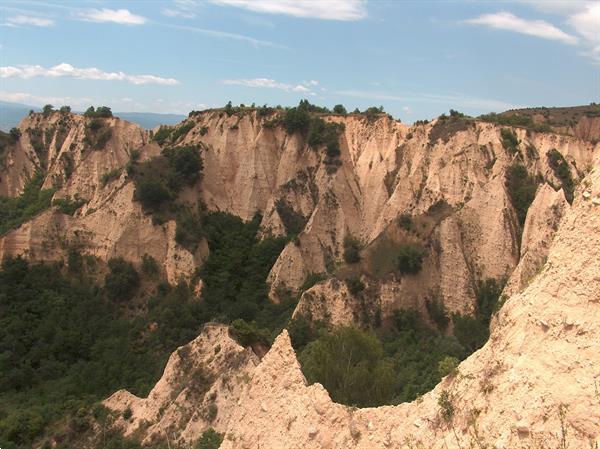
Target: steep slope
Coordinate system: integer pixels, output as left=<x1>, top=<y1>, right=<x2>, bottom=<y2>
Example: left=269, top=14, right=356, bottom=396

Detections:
left=220, top=158, right=600, bottom=448
left=1, top=108, right=598, bottom=314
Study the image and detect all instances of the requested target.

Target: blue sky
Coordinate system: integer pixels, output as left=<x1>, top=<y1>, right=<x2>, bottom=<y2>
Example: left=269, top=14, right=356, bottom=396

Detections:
left=0, top=0, right=598, bottom=121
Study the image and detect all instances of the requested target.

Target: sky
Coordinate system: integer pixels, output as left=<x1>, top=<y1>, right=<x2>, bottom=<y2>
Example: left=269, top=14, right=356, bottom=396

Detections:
left=0, top=0, right=598, bottom=121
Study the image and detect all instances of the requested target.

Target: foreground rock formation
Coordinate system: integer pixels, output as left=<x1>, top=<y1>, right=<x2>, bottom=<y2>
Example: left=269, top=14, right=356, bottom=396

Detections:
left=107, top=159, right=599, bottom=448
left=222, top=160, right=600, bottom=448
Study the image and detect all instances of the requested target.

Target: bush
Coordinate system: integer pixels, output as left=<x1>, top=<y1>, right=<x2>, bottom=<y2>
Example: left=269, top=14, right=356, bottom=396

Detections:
left=175, top=208, right=203, bottom=251
left=283, top=106, right=311, bottom=134
left=170, top=122, right=194, bottom=142
left=230, top=319, right=270, bottom=347
left=275, top=199, right=307, bottom=236
left=547, top=148, right=575, bottom=203
left=426, top=298, right=449, bottom=329
left=307, top=117, right=342, bottom=158
left=0, top=172, right=55, bottom=235
left=42, top=104, right=54, bottom=116
left=396, top=244, right=425, bottom=274
left=195, top=428, right=224, bottom=449
left=438, top=356, right=459, bottom=377
left=164, top=145, right=202, bottom=186
left=141, top=253, right=159, bottom=275
left=500, top=128, right=519, bottom=154
left=345, top=276, right=365, bottom=295
left=134, top=174, right=172, bottom=210
left=438, top=390, right=455, bottom=423
left=343, top=235, right=361, bottom=264
left=9, top=127, right=21, bottom=141
left=101, top=168, right=122, bottom=186
left=53, top=195, right=87, bottom=216
left=398, top=213, right=413, bottom=231
left=505, top=163, right=537, bottom=227
left=59, top=105, right=71, bottom=114
left=153, top=126, right=174, bottom=146
left=104, top=258, right=140, bottom=302
left=333, top=104, right=347, bottom=115
left=84, top=106, right=112, bottom=118
left=299, top=272, right=326, bottom=293
left=299, top=327, right=396, bottom=407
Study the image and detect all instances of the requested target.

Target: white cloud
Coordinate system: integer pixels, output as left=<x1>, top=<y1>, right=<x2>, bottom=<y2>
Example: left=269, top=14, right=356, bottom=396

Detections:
left=210, top=0, right=367, bottom=21
left=162, top=0, right=200, bottom=18
left=568, top=3, right=600, bottom=62
left=465, top=12, right=578, bottom=45
left=4, top=15, right=55, bottom=27
left=0, top=63, right=179, bottom=85
left=162, top=23, right=286, bottom=48
left=402, top=106, right=412, bottom=114
left=74, top=8, right=147, bottom=25
left=222, top=78, right=314, bottom=92
left=0, top=91, right=205, bottom=114
left=0, top=91, right=93, bottom=108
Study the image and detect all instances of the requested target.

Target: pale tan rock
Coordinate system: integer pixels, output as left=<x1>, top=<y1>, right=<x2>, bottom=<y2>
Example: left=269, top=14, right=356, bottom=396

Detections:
left=220, top=159, right=600, bottom=449
left=104, top=324, right=259, bottom=446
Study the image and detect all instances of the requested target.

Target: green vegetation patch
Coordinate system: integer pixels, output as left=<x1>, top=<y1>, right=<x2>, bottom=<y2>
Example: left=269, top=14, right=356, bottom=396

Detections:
left=0, top=172, right=56, bottom=235
left=547, top=148, right=575, bottom=204
left=53, top=195, right=87, bottom=216
left=505, top=163, right=538, bottom=227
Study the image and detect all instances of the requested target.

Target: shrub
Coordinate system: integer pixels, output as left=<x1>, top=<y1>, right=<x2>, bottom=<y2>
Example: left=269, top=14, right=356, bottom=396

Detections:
left=175, top=208, right=203, bottom=251
left=59, top=105, right=71, bottom=114
left=500, top=128, right=520, bottom=154
left=0, top=172, right=55, bottom=235
left=84, top=105, right=112, bottom=118
left=398, top=213, right=413, bottom=231
left=134, top=173, right=172, bottom=210
left=224, top=101, right=234, bottom=116
left=345, top=276, right=365, bottom=296
left=364, top=106, right=384, bottom=121
left=230, top=319, right=270, bottom=347
left=547, top=148, right=575, bottom=203
left=307, top=117, right=342, bottom=158
left=505, top=163, right=537, bottom=227
left=9, top=127, right=21, bottom=141
left=104, top=258, right=140, bottom=302
left=42, top=104, right=54, bottom=116
left=122, top=407, right=132, bottom=420
left=396, top=244, right=425, bottom=274
left=452, top=314, right=489, bottom=353
left=141, top=253, right=159, bottom=275
left=195, top=428, right=224, bottom=449
left=426, top=298, right=449, bottom=329
left=283, top=106, right=311, bottom=134
left=170, top=122, right=194, bottom=142
left=53, top=195, right=87, bottom=216
left=438, top=356, right=459, bottom=377
left=153, top=126, right=174, bottom=146
left=343, top=235, right=361, bottom=264
left=101, top=168, right=122, bottom=186
left=163, top=145, right=203, bottom=186
left=275, top=198, right=307, bottom=236
left=199, top=126, right=209, bottom=136
left=333, top=104, right=347, bottom=115
left=299, top=326, right=396, bottom=407
left=438, top=390, right=455, bottom=423
left=299, top=272, right=326, bottom=293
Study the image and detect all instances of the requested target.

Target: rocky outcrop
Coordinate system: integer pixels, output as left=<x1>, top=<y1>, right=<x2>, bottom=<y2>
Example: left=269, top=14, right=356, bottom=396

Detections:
left=504, top=183, right=567, bottom=296
left=1, top=109, right=598, bottom=306
left=220, top=159, right=600, bottom=448
left=104, top=324, right=259, bottom=446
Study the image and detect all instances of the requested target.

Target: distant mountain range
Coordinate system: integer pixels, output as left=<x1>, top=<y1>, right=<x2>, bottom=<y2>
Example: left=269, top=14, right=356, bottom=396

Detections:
left=0, top=101, right=187, bottom=131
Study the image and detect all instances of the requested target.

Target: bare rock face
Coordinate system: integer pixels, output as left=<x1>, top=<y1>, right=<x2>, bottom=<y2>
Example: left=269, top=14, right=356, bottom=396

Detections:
left=504, top=183, right=568, bottom=296
left=0, top=112, right=205, bottom=281
left=220, top=160, right=600, bottom=448
left=103, top=324, right=259, bottom=446
left=1, top=109, right=598, bottom=306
